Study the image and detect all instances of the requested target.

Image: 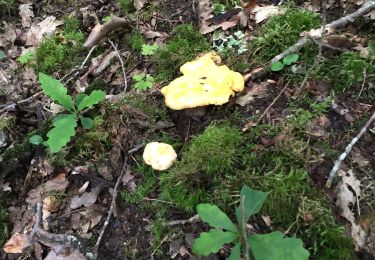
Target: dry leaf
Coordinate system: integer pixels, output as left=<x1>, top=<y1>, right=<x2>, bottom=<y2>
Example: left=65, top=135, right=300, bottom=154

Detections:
left=134, top=0, right=148, bottom=10
left=252, top=6, right=283, bottom=24
left=26, top=16, right=63, bottom=47
left=19, top=4, right=34, bottom=28
left=236, top=82, right=268, bottom=106
left=70, top=185, right=104, bottom=209
left=3, top=233, right=31, bottom=253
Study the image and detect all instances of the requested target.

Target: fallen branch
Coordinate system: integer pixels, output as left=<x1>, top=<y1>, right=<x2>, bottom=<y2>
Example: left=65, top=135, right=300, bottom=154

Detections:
left=0, top=91, right=43, bottom=114
left=94, top=145, right=143, bottom=257
left=326, top=110, right=375, bottom=188
left=270, top=1, right=375, bottom=64
left=165, top=214, right=200, bottom=226
left=31, top=203, right=93, bottom=258
left=108, top=39, right=129, bottom=92
left=84, top=15, right=127, bottom=49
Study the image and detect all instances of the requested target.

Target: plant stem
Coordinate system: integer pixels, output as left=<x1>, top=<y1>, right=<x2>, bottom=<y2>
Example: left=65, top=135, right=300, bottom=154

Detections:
left=241, top=196, right=250, bottom=260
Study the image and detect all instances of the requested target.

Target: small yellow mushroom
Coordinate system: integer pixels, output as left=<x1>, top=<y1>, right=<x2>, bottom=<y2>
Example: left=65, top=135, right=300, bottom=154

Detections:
left=143, top=142, right=177, bottom=171
left=161, top=53, right=244, bottom=110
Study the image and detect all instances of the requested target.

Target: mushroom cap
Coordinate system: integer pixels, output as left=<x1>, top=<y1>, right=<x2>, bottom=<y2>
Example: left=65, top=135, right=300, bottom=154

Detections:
left=143, top=142, right=177, bottom=171
left=161, top=53, right=244, bottom=110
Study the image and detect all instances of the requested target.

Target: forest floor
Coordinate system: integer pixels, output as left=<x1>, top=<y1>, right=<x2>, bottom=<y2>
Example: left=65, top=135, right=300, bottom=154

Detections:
left=0, top=0, right=375, bottom=259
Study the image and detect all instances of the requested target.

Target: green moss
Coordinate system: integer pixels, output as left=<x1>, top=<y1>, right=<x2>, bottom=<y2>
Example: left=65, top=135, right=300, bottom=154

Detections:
left=314, top=52, right=375, bottom=95
left=117, top=0, right=135, bottom=14
left=128, top=31, right=147, bottom=52
left=63, top=16, right=81, bottom=33
left=250, top=8, right=320, bottom=64
left=0, top=194, right=8, bottom=246
left=154, top=24, right=211, bottom=82
left=160, top=124, right=242, bottom=212
left=0, top=0, right=17, bottom=16
left=36, top=28, right=85, bottom=74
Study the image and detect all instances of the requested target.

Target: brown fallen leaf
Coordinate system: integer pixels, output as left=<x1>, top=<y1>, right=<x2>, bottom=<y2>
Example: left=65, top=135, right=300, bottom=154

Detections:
left=236, top=82, right=269, bottom=106
left=252, top=5, right=283, bottom=24
left=3, top=233, right=31, bottom=253
left=19, top=3, right=34, bottom=28
left=26, top=16, right=63, bottom=47
left=134, top=0, right=148, bottom=11
left=70, top=185, right=105, bottom=209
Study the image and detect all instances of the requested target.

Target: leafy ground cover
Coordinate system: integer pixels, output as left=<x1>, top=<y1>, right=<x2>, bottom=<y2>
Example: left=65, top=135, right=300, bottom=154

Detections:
left=0, top=0, right=374, bottom=259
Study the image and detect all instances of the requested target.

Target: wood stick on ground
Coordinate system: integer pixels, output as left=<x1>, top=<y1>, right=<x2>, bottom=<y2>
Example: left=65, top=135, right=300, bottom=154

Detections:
left=84, top=15, right=127, bottom=49
left=270, top=1, right=375, bottom=64
left=0, top=91, right=43, bottom=114
left=242, top=80, right=290, bottom=131
left=326, top=110, right=375, bottom=188
left=165, top=215, right=200, bottom=226
left=30, top=203, right=93, bottom=258
left=94, top=145, right=143, bottom=256
left=108, top=39, right=128, bottom=92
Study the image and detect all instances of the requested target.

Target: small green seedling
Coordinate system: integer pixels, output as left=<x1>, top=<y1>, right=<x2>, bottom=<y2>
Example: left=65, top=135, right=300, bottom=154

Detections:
left=0, top=51, right=6, bottom=60
left=192, top=185, right=309, bottom=260
left=271, top=53, right=299, bottom=72
left=30, top=73, right=105, bottom=153
left=132, top=73, right=154, bottom=91
left=103, top=15, right=112, bottom=22
left=141, top=43, right=159, bottom=56
left=212, top=3, right=226, bottom=15
left=17, top=50, right=35, bottom=65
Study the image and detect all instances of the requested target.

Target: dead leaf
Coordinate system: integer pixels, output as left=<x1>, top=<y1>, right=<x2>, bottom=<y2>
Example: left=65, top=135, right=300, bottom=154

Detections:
left=19, top=4, right=34, bottom=28
left=236, top=82, right=268, bottom=106
left=70, top=185, right=104, bottom=209
left=134, top=0, right=148, bottom=10
left=91, top=51, right=117, bottom=77
left=26, top=16, right=63, bottom=47
left=78, top=181, right=90, bottom=194
left=44, top=248, right=86, bottom=260
left=3, top=233, right=31, bottom=253
left=335, top=169, right=364, bottom=249
left=252, top=5, right=283, bottom=24
left=97, top=165, right=113, bottom=181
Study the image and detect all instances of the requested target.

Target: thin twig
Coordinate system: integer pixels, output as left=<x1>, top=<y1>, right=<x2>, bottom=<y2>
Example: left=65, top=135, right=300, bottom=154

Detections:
left=94, top=155, right=128, bottom=256
left=243, top=80, right=290, bottom=131
left=358, top=68, right=367, bottom=99
left=241, top=196, right=250, bottom=260
left=108, top=39, right=128, bottom=92
left=0, top=91, right=43, bottom=114
left=326, top=110, right=375, bottom=187
left=165, top=214, right=200, bottom=226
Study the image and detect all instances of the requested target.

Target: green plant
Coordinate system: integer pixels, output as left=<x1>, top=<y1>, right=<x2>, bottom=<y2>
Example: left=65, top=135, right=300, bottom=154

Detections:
left=132, top=73, right=154, bottom=91
left=17, top=50, right=35, bottom=65
left=213, top=31, right=248, bottom=54
left=30, top=73, right=105, bottom=153
left=141, top=43, right=159, bottom=55
left=251, top=8, right=319, bottom=63
left=192, top=185, right=309, bottom=259
left=0, top=0, right=17, bottom=16
left=154, top=24, right=210, bottom=82
left=271, top=53, right=299, bottom=71
left=128, top=31, right=147, bottom=52
left=36, top=29, right=85, bottom=74
left=117, top=0, right=135, bottom=13
left=212, top=3, right=226, bottom=15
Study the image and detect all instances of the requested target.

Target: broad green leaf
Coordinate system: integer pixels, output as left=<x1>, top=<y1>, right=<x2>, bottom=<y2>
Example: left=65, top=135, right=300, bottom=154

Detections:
left=271, top=61, right=284, bottom=72
left=133, top=73, right=146, bottom=82
left=236, top=186, right=268, bottom=226
left=17, top=50, right=34, bottom=64
left=0, top=51, right=6, bottom=60
left=248, top=231, right=309, bottom=260
left=38, top=73, right=75, bottom=112
left=192, top=229, right=237, bottom=256
left=30, top=135, right=44, bottom=145
left=197, top=204, right=238, bottom=232
left=79, top=116, right=94, bottom=129
left=134, top=80, right=153, bottom=92
left=146, top=75, right=155, bottom=82
left=76, top=90, right=106, bottom=111
left=368, top=40, right=375, bottom=56
left=228, top=242, right=242, bottom=260
left=283, top=54, right=299, bottom=65
left=75, top=93, right=86, bottom=105
left=103, top=15, right=111, bottom=22
left=44, top=114, right=77, bottom=153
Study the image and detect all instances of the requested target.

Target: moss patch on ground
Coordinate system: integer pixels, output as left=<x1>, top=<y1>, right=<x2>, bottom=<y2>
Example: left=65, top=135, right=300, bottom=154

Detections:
left=154, top=24, right=211, bottom=82
left=250, top=7, right=320, bottom=65
left=36, top=16, right=85, bottom=74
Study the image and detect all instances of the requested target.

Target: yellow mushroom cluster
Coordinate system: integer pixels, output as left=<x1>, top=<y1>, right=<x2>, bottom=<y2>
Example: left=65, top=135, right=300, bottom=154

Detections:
left=160, top=53, right=245, bottom=110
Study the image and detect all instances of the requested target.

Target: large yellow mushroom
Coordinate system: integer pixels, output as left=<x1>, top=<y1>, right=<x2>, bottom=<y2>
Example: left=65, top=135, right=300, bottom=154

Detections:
left=143, top=142, right=177, bottom=171
left=161, top=53, right=244, bottom=110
